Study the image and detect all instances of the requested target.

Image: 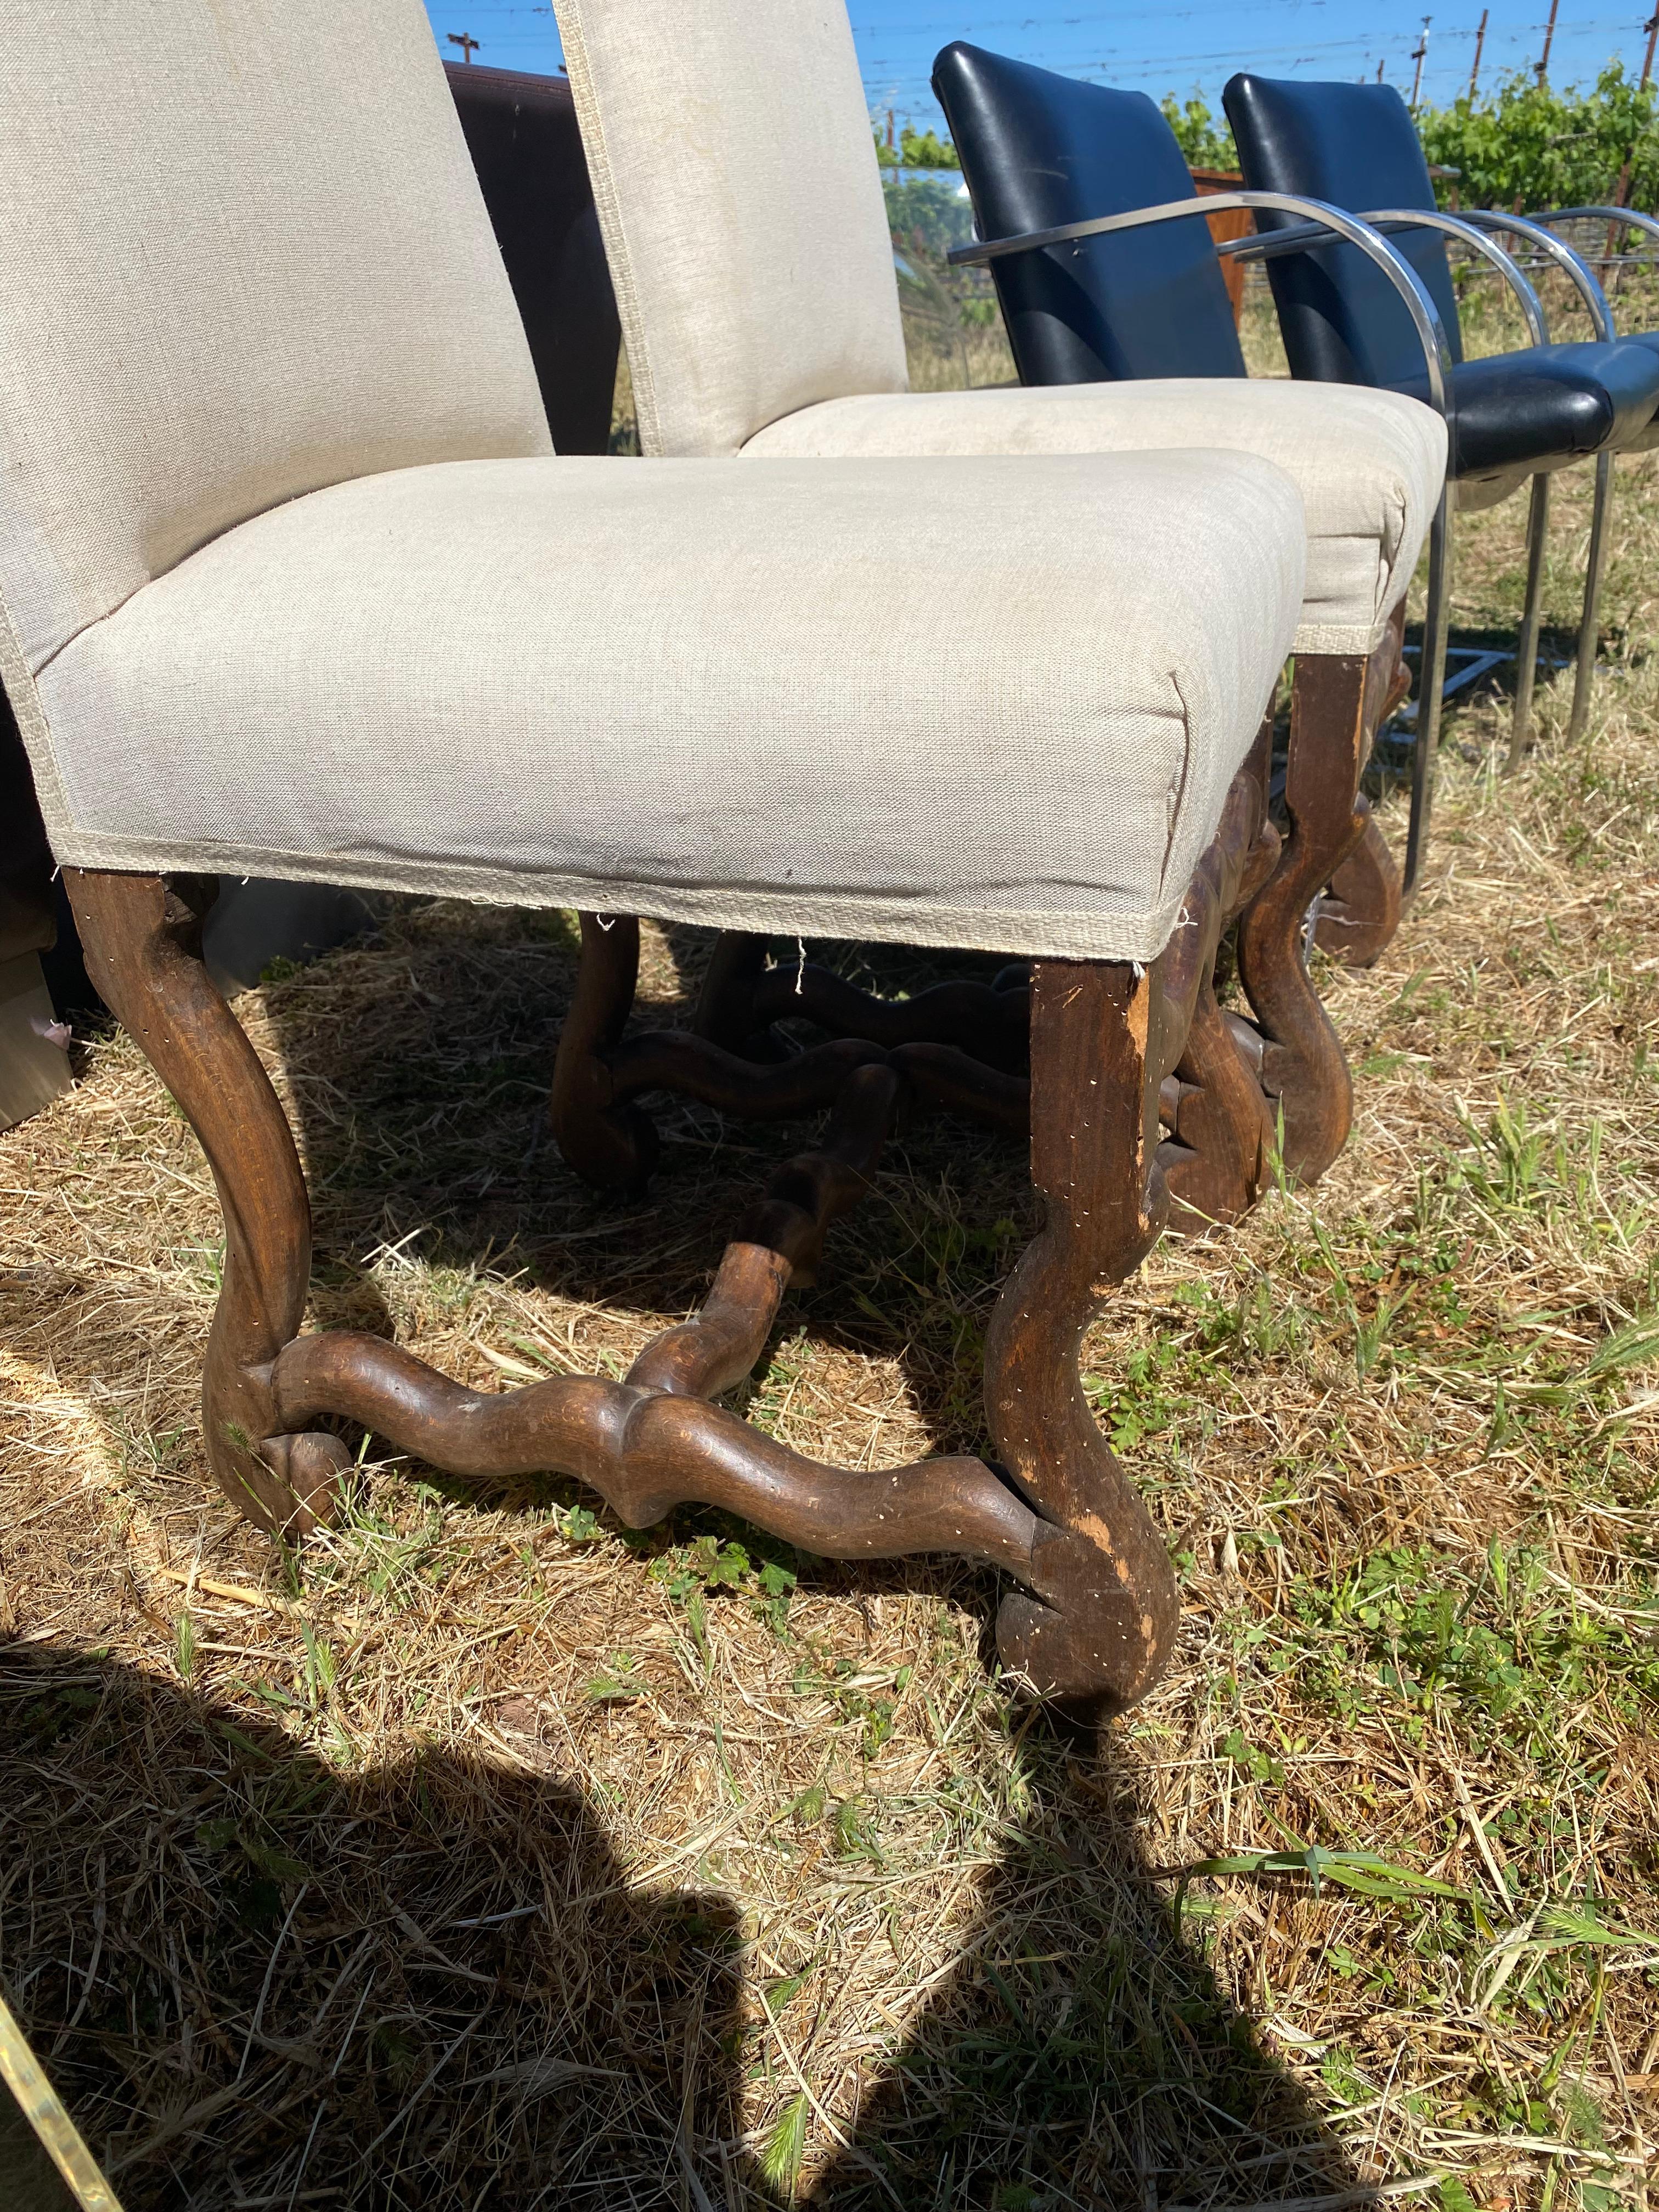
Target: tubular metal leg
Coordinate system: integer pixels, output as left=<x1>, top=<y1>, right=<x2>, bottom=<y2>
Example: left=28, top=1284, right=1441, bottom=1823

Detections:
left=1567, top=449, right=1613, bottom=745
left=1402, top=490, right=1453, bottom=904
left=1508, top=472, right=1550, bottom=770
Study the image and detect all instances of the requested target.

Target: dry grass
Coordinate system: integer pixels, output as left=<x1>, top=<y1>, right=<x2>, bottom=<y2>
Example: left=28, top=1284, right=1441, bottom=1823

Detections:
left=3, top=291, right=1659, bottom=2212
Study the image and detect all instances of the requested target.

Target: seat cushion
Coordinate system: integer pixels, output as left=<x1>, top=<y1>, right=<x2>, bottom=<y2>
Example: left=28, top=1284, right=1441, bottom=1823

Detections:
left=1389, top=342, right=1659, bottom=482
left=27, top=453, right=1304, bottom=964
left=746, top=380, right=1443, bottom=657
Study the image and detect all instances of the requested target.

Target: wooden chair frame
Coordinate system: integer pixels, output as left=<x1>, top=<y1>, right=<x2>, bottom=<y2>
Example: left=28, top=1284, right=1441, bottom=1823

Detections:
left=59, top=607, right=1396, bottom=1722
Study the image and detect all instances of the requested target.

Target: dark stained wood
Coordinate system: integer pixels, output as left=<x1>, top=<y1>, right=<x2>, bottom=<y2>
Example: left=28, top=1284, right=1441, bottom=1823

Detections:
left=888, top=1041, right=1028, bottom=1133
left=695, top=936, right=1029, bottom=1070
left=1156, top=726, right=1278, bottom=1228
left=627, top=1062, right=901, bottom=1397
left=548, top=913, right=660, bottom=1190
left=73, top=748, right=1290, bottom=1719
left=692, top=929, right=775, bottom=1054
left=64, top=870, right=352, bottom=1536
left=1236, top=651, right=1375, bottom=1183
left=1150, top=721, right=1277, bottom=1228
left=1313, top=606, right=1407, bottom=968
left=608, top=1025, right=1030, bottom=1136
left=983, top=958, right=1181, bottom=1718
left=1314, top=814, right=1403, bottom=969
left=271, top=1329, right=1042, bottom=1569
left=558, top=758, right=1276, bottom=1196
left=611, top=1026, right=888, bottom=1121
left=749, top=964, right=1029, bottom=1068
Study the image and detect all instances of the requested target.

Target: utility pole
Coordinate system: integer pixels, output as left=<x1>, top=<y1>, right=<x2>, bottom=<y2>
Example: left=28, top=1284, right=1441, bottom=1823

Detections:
left=1469, top=7, right=1488, bottom=98
left=1410, top=16, right=1431, bottom=107
left=1643, top=9, right=1659, bottom=86
left=886, top=107, right=895, bottom=153
left=1376, top=54, right=1386, bottom=80
left=1536, top=0, right=1559, bottom=82
left=447, top=30, right=479, bottom=62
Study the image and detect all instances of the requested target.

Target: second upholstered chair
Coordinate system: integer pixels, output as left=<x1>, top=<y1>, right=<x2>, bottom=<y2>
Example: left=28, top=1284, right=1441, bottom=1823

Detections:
left=551, top=0, right=1448, bottom=1192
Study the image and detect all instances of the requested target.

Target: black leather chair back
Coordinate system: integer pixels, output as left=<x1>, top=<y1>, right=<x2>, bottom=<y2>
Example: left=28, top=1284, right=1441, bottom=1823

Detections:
left=444, top=61, right=621, bottom=454
left=1222, top=74, right=1464, bottom=385
left=933, top=42, right=1246, bottom=383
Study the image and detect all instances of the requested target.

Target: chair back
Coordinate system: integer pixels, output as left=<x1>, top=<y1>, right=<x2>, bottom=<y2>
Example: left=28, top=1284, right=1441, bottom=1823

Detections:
left=1223, top=75, right=1465, bottom=386
left=934, top=44, right=1246, bottom=384
left=0, top=0, right=549, bottom=685
left=550, top=0, right=907, bottom=457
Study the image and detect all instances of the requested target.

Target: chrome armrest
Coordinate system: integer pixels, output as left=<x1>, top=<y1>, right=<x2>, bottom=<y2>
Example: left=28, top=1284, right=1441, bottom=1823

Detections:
left=948, top=191, right=1454, bottom=419
left=1453, top=211, right=1616, bottom=341
left=1356, top=208, right=1549, bottom=347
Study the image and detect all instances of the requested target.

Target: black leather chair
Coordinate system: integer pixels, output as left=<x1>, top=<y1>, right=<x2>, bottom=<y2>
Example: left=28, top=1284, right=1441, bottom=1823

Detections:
left=933, top=40, right=1471, bottom=923
left=934, top=49, right=1248, bottom=386
left=1223, top=73, right=1659, bottom=766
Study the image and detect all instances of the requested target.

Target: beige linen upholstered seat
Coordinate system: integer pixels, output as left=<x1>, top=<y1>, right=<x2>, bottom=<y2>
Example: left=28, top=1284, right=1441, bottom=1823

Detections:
left=36, top=448, right=1303, bottom=961
left=2, top=0, right=1305, bottom=967
left=553, top=0, right=1447, bottom=662
left=747, top=382, right=1441, bottom=661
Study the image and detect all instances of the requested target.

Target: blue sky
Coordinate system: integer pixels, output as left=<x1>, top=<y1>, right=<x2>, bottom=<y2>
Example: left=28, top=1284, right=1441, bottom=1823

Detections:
left=424, top=2, right=1657, bottom=129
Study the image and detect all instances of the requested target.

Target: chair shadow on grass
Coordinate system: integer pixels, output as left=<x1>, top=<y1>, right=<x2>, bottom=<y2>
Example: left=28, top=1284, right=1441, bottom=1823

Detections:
left=20, top=912, right=1362, bottom=2204
left=2, top=1643, right=744, bottom=2210
left=1, top=1643, right=1362, bottom=2211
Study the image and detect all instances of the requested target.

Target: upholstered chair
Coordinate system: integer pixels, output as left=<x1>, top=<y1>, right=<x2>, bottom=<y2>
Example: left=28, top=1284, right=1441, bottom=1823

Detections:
left=1223, top=76, right=1659, bottom=775
left=3, top=0, right=1311, bottom=1718
left=551, top=0, right=1448, bottom=1187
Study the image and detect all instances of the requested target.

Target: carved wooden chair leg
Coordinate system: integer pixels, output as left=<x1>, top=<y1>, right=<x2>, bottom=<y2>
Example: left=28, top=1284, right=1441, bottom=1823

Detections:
left=1313, top=812, right=1403, bottom=970
left=1235, top=648, right=1384, bottom=1183
left=548, top=911, right=659, bottom=1190
left=627, top=1058, right=901, bottom=1395
left=65, top=868, right=352, bottom=1537
left=692, top=929, right=778, bottom=1057
left=1313, top=603, right=1408, bottom=969
left=66, top=877, right=1217, bottom=1722
left=1160, top=717, right=1280, bottom=1231
left=984, top=957, right=1180, bottom=1719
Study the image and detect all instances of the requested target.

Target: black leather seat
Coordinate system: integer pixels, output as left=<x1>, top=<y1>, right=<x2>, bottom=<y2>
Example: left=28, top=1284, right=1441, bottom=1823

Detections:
left=1222, top=74, right=1659, bottom=496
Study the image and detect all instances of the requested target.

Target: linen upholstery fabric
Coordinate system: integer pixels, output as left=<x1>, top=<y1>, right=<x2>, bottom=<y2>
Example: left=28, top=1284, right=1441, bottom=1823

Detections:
left=553, top=0, right=1440, bottom=663
left=746, top=381, right=1446, bottom=657
left=551, top=0, right=909, bottom=457
left=0, top=0, right=550, bottom=687
left=32, top=453, right=1305, bottom=963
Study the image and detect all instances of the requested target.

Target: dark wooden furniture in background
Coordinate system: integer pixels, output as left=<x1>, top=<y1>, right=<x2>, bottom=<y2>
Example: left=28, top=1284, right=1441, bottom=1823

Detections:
left=1192, top=167, right=1251, bottom=325
left=443, top=61, right=621, bottom=456
left=0, top=695, right=72, bottom=1128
